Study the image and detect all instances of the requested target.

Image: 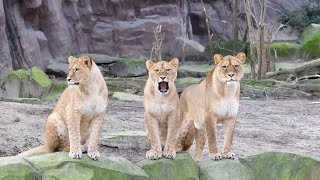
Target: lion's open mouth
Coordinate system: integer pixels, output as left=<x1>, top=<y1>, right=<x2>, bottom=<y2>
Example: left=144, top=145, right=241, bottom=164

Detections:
left=158, top=82, right=169, bottom=93
left=68, top=82, right=80, bottom=86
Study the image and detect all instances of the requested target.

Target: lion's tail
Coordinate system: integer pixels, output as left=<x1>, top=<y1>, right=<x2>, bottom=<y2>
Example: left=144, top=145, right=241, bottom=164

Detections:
left=17, top=145, right=48, bottom=157
left=176, top=113, right=196, bottom=152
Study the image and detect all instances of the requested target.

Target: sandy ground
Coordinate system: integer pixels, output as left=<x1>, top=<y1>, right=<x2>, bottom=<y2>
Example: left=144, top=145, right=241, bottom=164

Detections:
left=1, top=98, right=320, bottom=163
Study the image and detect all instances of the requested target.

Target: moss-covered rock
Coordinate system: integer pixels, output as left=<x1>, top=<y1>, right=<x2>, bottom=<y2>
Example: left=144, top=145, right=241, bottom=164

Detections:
left=302, top=33, right=320, bottom=59
left=199, top=159, right=254, bottom=180
left=25, top=152, right=150, bottom=180
left=109, top=58, right=147, bottom=77
left=240, top=152, right=320, bottom=180
left=137, top=152, right=199, bottom=180
left=0, top=156, right=41, bottom=179
left=1, top=67, right=53, bottom=99
left=112, top=92, right=143, bottom=102
left=101, top=131, right=149, bottom=150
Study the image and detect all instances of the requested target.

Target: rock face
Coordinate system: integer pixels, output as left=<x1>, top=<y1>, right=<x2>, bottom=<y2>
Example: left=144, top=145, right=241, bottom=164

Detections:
left=0, top=0, right=303, bottom=77
left=101, top=131, right=149, bottom=149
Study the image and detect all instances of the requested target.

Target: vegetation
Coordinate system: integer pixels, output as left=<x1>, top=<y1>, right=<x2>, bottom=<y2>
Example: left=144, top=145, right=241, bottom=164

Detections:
left=279, top=0, right=320, bottom=32
left=271, top=43, right=300, bottom=57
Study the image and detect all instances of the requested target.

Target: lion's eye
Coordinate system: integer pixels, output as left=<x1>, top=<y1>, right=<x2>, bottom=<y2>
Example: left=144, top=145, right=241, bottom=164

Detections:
left=75, top=68, right=79, bottom=72
left=222, top=66, right=227, bottom=70
left=154, top=69, right=160, bottom=72
left=166, top=69, right=171, bottom=72
left=234, top=65, right=239, bottom=69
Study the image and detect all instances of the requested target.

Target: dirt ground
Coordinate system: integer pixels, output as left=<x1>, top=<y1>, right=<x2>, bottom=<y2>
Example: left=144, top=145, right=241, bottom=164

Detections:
left=1, top=98, right=320, bottom=163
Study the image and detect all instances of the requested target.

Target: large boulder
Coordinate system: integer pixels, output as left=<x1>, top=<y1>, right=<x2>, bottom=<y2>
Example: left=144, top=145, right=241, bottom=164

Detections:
left=1, top=67, right=53, bottom=99
left=239, top=152, right=320, bottom=180
left=101, top=131, right=149, bottom=150
left=109, top=58, right=147, bottom=77
left=0, top=152, right=150, bottom=180
left=169, top=37, right=205, bottom=61
left=137, top=152, right=199, bottom=180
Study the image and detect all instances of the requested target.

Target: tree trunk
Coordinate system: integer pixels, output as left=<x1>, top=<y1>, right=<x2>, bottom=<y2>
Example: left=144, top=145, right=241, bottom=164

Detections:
left=243, top=0, right=256, bottom=79
left=232, top=0, right=239, bottom=52
left=200, top=0, right=212, bottom=58
left=257, top=0, right=267, bottom=80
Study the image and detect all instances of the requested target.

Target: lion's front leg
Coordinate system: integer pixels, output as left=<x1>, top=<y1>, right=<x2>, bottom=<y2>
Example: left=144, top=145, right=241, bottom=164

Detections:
left=67, top=112, right=82, bottom=159
left=86, top=113, right=104, bottom=160
left=222, top=117, right=236, bottom=159
left=163, top=113, right=179, bottom=159
left=206, top=115, right=222, bottom=160
left=145, top=113, right=162, bottom=159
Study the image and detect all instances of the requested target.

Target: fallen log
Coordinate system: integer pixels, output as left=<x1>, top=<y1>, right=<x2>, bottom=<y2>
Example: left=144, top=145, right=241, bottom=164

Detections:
left=266, top=58, right=320, bottom=78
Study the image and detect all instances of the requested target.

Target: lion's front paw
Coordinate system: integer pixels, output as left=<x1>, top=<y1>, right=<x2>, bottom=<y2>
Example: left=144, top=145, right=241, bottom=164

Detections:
left=69, top=148, right=82, bottom=159
left=163, top=149, right=176, bottom=159
left=88, top=150, right=100, bottom=161
left=223, top=151, right=235, bottom=160
left=209, top=152, right=222, bottom=161
left=146, top=149, right=162, bottom=160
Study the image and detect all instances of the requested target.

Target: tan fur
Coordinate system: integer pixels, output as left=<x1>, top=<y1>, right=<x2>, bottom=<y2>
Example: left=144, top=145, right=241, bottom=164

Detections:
left=143, top=58, right=181, bottom=159
left=177, top=52, right=246, bottom=161
left=18, top=55, right=108, bottom=160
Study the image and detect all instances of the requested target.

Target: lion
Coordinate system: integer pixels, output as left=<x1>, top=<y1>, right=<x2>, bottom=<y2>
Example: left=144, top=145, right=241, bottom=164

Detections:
left=143, top=58, right=181, bottom=159
left=18, top=55, right=108, bottom=160
left=176, top=52, right=246, bottom=161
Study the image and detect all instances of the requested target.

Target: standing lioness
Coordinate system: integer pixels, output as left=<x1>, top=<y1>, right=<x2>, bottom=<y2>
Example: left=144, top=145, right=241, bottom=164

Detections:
left=18, top=55, right=108, bottom=160
left=143, top=58, right=180, bottom=159
left=177, top=53, right=246, bottom=161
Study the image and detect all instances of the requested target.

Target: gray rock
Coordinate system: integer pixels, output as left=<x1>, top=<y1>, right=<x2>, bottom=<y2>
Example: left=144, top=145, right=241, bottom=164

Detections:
left=85, top=54, right=125, bottom=64
left=46, top=63, right=69, bottom=78
left=101, top=131, right=149, bottom=150
left=109, top=59, right=147, bottom=77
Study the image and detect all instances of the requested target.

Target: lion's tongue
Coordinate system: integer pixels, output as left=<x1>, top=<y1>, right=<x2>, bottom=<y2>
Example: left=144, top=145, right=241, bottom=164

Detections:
left=159, top=82, right=168, bottom=92
left=160, top=82, right=167, bottom=89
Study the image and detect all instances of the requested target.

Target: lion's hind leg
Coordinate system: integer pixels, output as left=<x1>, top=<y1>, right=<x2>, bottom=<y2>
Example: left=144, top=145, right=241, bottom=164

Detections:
left=44, top=113, right=68, bottom=152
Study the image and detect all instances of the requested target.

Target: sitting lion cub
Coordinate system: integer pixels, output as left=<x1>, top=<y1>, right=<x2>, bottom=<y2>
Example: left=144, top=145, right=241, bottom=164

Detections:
left=143, top=58, right=181, bottom=159
left=177, top=53, right=246, bottom=161
left=18, top=55, right=108, bottom=160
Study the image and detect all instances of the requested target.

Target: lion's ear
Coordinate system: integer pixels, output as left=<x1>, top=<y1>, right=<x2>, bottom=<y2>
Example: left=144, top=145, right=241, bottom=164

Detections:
left=169, top=58, right=179, bottom=69
left=213, top=54, right=223, bottom=64
left=68, top=56, right=77, bottom=64
left=80, top=55, right=92, bottom=68
left=146, top=60, right=155, bottom=71
left=236, top=52, right=246, bottom=64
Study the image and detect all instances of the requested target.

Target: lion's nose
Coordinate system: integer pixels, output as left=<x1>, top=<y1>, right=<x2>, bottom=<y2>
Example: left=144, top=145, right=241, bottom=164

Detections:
left=228, top=73, right=235, bottom=78
left=67, top=78, right=71, bottom=82
left=160, top=76, right=165, bottom=80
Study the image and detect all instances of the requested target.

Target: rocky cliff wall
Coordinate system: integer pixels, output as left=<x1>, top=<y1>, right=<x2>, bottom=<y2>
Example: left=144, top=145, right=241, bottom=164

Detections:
left=0, top=0, right=302, bottom=77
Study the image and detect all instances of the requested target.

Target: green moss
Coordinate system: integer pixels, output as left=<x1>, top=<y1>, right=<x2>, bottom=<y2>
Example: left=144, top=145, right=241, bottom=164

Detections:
left=31, top=67, right=52, bottom=88
left=271, top=42, right=300, bottom=57
left=51, top=80, right=67, bottom=94
left=302, top=33, right=320, bottom=59
left=301, top=24, right=320, bottom=43
left=11, top=69, right=29, bottom=80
